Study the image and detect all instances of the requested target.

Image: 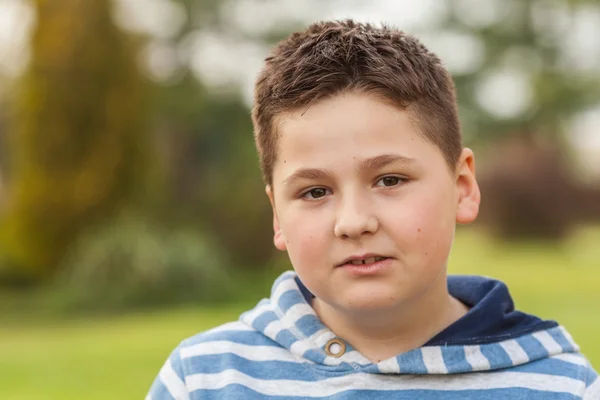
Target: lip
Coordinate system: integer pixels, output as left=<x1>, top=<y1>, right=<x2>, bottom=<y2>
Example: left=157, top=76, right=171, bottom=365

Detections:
left=337, top=253, right=391, bottom=267
left=339, top=257, right=393, bottom=276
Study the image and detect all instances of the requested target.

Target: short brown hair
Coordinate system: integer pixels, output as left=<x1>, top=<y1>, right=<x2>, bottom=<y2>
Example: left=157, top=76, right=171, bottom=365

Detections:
left=252, top=20, right=462, bottom=185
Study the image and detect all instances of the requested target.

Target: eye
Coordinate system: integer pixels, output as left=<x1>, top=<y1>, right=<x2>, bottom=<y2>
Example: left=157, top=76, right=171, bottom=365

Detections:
left=301, top=187, right=331, bottom=199
left=376, top=176, right=406, bottom=187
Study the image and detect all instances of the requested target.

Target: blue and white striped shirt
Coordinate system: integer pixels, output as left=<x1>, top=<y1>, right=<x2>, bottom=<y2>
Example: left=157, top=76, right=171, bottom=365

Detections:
left=148, top=272, right=599, bottom=399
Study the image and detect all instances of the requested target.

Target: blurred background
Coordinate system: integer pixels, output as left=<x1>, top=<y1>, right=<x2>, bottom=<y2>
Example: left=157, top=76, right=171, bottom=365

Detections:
left=0, top=0, right=599, bottom=398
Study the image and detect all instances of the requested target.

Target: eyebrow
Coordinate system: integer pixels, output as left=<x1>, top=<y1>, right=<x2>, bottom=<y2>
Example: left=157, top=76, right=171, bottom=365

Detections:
left=282, top=154, right=416, bottom=186
left=282, top=168, right=335, bottom=186
left=358, top=153, right=416, bottom=173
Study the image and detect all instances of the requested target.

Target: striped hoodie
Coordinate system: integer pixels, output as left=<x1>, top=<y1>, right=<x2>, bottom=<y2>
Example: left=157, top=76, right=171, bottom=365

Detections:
left=148, top=271, right=599, bottom=399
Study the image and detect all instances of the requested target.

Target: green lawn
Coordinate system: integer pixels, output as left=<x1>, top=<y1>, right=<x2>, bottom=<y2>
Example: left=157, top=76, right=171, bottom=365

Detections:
left=0, top=307, right=247, bottom=400
left=0, top=228, right=598, bottom=399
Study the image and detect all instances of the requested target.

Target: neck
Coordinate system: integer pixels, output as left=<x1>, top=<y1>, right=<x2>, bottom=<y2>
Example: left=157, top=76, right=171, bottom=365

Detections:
left=312, top=274, right=469, bottom=363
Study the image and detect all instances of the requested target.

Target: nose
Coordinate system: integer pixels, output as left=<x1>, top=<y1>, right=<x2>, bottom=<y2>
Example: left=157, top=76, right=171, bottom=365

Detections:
left=334, top=190, right=379, bottom=240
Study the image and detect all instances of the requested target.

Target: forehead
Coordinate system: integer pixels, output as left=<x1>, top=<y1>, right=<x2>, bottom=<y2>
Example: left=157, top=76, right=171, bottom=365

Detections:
left=272, top=93, right=443, bottom=171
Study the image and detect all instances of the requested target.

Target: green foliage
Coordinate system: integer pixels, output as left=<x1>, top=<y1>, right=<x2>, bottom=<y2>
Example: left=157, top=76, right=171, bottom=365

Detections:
left=440, top=0, right=600, bottom=143
left=0, top=0, right=158, bottom=277
left=430, top=0, right=600, bottom=239
left=155, top=75, right=275, bottom=268
left=53, top=212, right=232, bottom=311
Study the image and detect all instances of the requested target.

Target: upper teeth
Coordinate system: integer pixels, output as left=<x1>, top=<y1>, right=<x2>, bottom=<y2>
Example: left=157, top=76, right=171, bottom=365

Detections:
left=350, top=256, right=386, bottom=265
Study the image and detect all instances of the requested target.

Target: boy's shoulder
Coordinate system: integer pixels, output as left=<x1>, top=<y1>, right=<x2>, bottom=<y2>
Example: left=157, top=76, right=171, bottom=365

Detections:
left=176, top=319, right=279, bottom=359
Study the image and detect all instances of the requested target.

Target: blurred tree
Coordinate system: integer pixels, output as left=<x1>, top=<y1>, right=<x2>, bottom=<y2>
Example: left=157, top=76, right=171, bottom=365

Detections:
left=0, top=0, right=158, bottom=278
left=154, top=71, right=275, bottom=270
left=141, top=0, right=306, bottom=269
left=440, top=0, right=600, bottom=144
left=434, top=0, right=600, bottom=239
left=477, top=140, right=600, bottom=240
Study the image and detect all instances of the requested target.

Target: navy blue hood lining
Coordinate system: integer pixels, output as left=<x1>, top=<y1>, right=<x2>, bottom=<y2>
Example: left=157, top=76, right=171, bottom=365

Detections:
left=296, top=274, right=557, bottom=347
left=426, top=275, right=557, bottom=346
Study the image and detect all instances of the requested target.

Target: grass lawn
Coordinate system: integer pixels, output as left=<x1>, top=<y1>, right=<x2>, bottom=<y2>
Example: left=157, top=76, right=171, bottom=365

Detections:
left=0, top=306, right=248, bottom=400
left=0, top=228, right=598, bottom=399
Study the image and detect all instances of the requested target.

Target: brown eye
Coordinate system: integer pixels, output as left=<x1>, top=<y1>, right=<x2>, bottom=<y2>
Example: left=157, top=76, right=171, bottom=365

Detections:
left=382, top=177, right=399, bottom=186
left=385, top=177, right=401, bottom=186
left=309, top=188, right=327, bottom=198
left=302, top=187, right=330, bottom=199
left=376, top=176, right=406, bottom=188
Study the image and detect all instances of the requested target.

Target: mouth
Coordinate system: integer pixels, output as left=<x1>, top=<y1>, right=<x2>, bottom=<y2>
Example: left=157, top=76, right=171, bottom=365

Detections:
left=338, top=254, right=391, bottom=267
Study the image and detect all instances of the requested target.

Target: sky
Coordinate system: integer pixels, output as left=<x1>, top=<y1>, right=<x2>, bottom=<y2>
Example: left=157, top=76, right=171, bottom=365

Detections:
left=0, top=0, right=598, bottom=172
left=0, top=0, right=33, bottom=79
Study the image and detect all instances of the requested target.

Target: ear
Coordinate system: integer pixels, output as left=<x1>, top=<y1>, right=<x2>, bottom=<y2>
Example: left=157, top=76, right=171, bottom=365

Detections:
left=266, top=185, right=287, bottom=251
left=455, top=148, right=481, bottom=225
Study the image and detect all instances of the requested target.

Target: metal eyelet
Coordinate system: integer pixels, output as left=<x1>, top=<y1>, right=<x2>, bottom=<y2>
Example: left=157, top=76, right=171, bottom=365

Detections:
left=324, top=338, right=346, bottom=358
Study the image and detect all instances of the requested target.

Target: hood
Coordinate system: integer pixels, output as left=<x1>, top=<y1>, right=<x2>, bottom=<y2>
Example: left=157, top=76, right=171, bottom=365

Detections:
left=240, top=271, right=580, bottom=375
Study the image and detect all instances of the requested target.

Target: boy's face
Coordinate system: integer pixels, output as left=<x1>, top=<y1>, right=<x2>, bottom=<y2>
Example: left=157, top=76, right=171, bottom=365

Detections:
left=267, top=92, right=480, bottom=314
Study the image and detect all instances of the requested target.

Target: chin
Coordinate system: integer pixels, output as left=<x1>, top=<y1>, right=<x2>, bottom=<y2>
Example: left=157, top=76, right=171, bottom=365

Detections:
left=337, top=288, right=405, bottom=313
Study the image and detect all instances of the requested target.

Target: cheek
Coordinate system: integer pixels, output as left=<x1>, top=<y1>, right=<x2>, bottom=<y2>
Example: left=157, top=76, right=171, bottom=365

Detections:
left=281, top=209, right=331, bottom=269
left=386, top=185, right=456, bottom=257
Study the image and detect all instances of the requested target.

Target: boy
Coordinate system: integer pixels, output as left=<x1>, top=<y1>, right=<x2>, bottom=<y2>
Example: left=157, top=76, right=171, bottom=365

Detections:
left=147, top=20, right=598, bottom=399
